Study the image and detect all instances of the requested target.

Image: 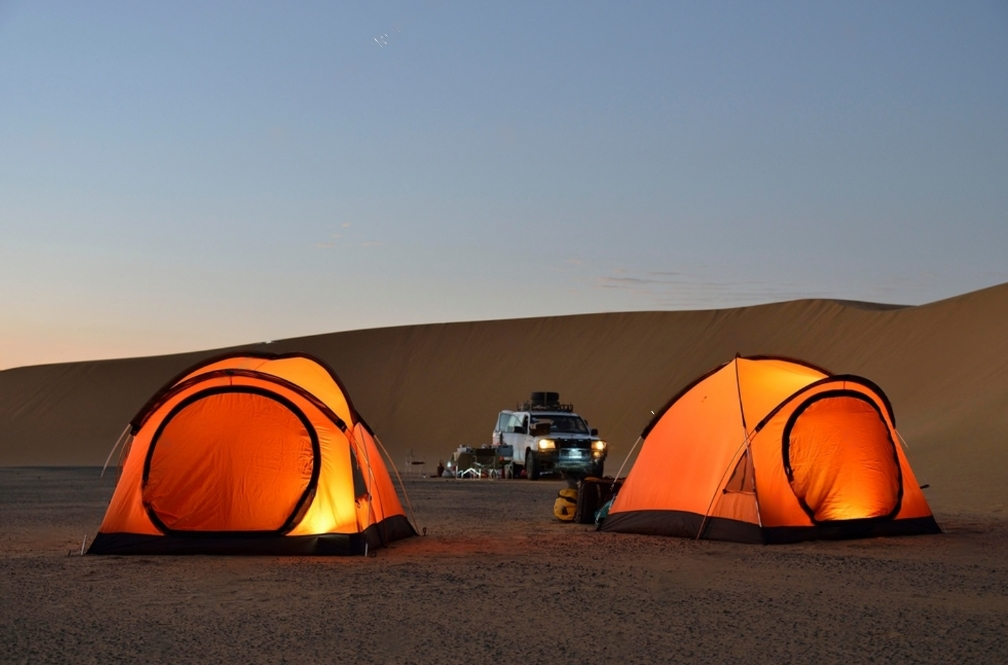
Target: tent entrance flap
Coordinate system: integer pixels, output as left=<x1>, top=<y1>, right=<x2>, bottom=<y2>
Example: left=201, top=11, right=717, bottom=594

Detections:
left=783, top=393, right=902, bottom=524
left=142, top=388, right=319, bottom=534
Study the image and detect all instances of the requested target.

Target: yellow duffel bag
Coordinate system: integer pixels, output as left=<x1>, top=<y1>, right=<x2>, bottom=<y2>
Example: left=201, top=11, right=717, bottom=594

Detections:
left=553, top=487, right=578, bottom=522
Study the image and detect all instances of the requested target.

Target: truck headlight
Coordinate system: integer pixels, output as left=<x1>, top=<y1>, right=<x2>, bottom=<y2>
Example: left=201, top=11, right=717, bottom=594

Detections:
left=537, top=439, right=555, bottom=451
left=592, top=440, right=607, bottom=451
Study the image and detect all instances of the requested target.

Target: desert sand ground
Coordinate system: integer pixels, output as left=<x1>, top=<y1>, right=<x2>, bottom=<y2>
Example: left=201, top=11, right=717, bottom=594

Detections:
left=2, top=468, right=1007, bottom=664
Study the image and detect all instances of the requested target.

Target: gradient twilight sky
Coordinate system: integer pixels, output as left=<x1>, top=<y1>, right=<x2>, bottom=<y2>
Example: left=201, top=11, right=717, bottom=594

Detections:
left=1, top=1, right=1007, bottom=369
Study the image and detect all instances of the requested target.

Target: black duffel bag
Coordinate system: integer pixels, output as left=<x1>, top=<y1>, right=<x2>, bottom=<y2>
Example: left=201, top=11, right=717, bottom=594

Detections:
left=575, top=477, right=623, bottom=524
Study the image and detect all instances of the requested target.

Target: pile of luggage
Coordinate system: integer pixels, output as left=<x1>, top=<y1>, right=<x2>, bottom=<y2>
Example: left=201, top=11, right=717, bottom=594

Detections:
left=553, top=477, right=624, bottom=526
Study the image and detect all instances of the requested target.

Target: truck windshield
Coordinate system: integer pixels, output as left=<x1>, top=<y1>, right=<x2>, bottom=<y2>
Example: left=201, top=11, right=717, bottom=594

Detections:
left=530, top=415, right=588, bottom=434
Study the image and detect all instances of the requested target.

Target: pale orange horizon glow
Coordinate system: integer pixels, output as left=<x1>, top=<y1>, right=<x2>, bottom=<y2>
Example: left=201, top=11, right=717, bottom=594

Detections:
left=0, top=327, right=224, bottom=371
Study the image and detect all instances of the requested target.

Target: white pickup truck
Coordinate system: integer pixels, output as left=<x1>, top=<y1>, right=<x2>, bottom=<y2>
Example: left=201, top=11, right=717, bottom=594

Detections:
left=492, top=392, right=607, bottom=480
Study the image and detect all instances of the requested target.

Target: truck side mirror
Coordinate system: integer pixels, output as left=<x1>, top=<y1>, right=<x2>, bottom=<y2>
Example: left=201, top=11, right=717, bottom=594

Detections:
left=590, top=428, right=598, bottom=436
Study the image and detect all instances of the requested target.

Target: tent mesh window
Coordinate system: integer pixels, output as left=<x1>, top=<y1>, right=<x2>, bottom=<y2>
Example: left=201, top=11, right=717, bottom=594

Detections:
left=723, top=449, right=755, bottom=494
left=351, top=449, right=368, bottom=499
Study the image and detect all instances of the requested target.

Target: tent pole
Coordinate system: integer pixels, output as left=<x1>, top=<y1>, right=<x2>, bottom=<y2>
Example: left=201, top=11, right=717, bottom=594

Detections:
left=610, top=436, right=642, bottom=493
left=372, top=434, right=423, bottom=536
left=696, top=433, right=751, bottom=540
left=750, top=443, right=764, bottom=531
left=100, top=425, right=132, bottom=478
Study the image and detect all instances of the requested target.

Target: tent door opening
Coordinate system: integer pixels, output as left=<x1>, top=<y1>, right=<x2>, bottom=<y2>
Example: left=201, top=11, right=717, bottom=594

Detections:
left=782, top=392, right=902, bottom=524
left=141, top=388, right=320, bottom=534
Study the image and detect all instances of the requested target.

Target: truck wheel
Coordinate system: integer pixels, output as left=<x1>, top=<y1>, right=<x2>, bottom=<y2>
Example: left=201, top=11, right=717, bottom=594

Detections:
left=525, top=450, right=540, bottom=481
left=592, top=461, right=605, bottom=478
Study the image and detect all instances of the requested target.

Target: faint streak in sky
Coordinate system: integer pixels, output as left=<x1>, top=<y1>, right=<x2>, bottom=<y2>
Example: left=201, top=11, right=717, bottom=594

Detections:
left=588, top=264, right=1001, bottom=310
left=313, top=239, right=385, bottom=250
left=593, top=269, right=825, bottom=309
left=597, top=276, right=671, bottom=286
left=373, top=24, right=402, bottom=49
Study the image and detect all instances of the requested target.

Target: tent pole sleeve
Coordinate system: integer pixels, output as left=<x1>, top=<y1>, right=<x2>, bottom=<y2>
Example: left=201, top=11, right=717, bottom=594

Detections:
left=733, top=356, right=763, bottom=528
left=734, top=355, right=749, bottom=434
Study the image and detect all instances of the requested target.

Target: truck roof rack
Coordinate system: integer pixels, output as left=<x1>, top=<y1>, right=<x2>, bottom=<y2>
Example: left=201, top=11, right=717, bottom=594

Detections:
left=517, top=391, right=574, bottom=413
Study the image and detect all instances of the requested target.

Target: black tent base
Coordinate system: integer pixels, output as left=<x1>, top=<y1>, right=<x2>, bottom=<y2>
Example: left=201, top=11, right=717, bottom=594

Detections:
left=601, top=509, right=941, bottom=544
left=761, top=515, right=941, bottom=544
left=88, top=515, right=416, bottom=555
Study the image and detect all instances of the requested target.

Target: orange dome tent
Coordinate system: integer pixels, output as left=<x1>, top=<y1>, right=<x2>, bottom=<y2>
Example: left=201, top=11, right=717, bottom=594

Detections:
left=89, top=352, right=415, bottom=555
left=602, top=356, right=940, bottom=543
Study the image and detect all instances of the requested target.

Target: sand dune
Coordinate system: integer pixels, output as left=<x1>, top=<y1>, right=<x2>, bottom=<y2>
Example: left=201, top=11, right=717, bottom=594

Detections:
left=2, top=282, right=1007, bottom=514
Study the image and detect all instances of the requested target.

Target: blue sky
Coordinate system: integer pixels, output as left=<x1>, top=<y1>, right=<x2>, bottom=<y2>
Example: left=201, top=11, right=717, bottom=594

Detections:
left=1, top=1, right=1006, bottom=368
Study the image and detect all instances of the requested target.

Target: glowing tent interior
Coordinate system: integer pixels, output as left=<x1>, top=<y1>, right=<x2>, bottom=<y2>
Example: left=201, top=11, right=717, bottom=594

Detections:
left=89, top=352, right=415, bottom=555
left=602, top=356, right=940, bottom=543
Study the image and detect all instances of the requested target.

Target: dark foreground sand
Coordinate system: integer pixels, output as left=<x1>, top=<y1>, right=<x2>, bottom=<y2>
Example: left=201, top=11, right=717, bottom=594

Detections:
left=2, top=468, right=1007, bottom=664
